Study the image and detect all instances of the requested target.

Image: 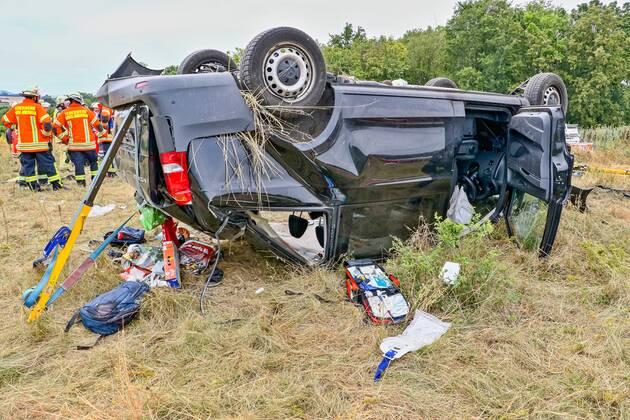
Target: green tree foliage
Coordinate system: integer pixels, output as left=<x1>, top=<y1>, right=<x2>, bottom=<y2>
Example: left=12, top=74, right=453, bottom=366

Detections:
left=328, top=23, right=367, bottom=48
left=323, top=23, right=410, bottom=81
left=227, top=48, right=244, bottom=66
left=445, top=0, right=528, bottom=92
left=0, top=105, right=7, bottom=136
left=162, top=65, right=178, bottom=75
left=78, top=91, right=97, bottom=107
left=321, top=1, right=630, bottom=127
left=455, top=67, right=485, bottom=91
left=564, top=1, right=629, bottom=127
left=521, top=1, right=569, bottom=74
left=403, top=27, right=448, bottom=84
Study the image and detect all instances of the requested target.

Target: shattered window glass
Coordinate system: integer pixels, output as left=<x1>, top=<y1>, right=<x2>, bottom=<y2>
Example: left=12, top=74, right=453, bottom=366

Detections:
left=508, top=191, right=548, bottom=251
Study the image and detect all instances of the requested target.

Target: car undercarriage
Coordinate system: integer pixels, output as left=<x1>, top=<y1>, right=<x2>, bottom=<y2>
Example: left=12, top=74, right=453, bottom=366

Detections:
left=97, top=27, right=573, bottom=265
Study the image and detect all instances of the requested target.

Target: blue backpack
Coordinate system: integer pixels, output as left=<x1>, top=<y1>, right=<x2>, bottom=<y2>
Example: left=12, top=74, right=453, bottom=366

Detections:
left=65, top=281, right=150, bottom=345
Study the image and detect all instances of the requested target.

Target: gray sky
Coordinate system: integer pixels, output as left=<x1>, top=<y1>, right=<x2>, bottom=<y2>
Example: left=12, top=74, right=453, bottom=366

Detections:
left=0, top=0, right=622, bottom=95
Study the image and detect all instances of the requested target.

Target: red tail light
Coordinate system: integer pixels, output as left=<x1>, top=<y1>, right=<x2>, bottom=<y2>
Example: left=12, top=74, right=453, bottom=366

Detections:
left=159, top=151, right=192, bottom=205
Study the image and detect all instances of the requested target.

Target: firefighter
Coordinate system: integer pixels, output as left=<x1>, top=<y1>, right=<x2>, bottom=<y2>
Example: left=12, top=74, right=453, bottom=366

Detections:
left=5, top=103, right=27, bottom=187
left=54, top=96, right=73, bottom=173
left=37, top=101, right=51, bottom=185
left=92, top=102, right=116, bottom=177
left=1, top=88, right=61, bottom=191
left=40, top=101, right=63, bottom=188
left=5, top=127, right=27, bottom=187
left=53, top=93, right=105, bottom=186
left=90, top=102, right=103, bottom=159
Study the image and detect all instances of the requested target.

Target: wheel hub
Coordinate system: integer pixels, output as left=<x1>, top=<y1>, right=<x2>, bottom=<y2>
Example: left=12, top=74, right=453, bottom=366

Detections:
left=543, top=86, right=561, bottom=106
left=277, top=58, right=301, bottom=86
left=263, top=45, right=313, bottom=102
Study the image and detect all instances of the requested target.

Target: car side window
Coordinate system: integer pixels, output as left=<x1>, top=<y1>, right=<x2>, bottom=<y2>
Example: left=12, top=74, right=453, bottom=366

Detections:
left=507, top=190, right=548, bottom=251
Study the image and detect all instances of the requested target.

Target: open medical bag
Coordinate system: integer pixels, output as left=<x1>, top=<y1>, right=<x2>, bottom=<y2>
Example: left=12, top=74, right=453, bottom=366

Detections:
left=344, top=259, right=409, bottom=324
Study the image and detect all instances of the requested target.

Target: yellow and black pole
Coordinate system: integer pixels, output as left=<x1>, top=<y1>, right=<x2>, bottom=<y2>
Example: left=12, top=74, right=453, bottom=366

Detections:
left=28, top=106, right=137, bottom=322
left=575, top=164, right=630, bottom=176
left=587, top=166, right=630, bottom=176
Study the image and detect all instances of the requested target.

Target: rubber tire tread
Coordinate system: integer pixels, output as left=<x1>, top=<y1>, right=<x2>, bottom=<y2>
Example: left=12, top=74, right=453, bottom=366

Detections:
left=177, top=49, right=237, bottom=74
left=240, top=27, right=326, bottom=109
left=523, top=72, right=568, bottom=115
left=425, top=77, right=459, bottom=89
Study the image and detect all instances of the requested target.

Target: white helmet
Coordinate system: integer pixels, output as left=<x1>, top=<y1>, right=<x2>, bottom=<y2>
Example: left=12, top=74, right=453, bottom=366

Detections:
left=21, top=86, right=41, bottom=98
left=66, top=93, right=84, bottom=104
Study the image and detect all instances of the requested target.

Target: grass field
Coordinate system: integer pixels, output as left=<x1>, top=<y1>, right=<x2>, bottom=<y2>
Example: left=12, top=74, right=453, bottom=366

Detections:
left=0, top=137, right=628, bottom=419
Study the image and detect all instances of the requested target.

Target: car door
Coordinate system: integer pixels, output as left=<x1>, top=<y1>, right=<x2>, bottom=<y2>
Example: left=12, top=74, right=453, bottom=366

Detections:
left=503, top=106, right=573, bottom=256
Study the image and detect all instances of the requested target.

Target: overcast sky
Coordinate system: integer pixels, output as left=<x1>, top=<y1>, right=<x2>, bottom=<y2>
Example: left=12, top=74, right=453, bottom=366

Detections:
left=0, top=0, right=622, bottom=95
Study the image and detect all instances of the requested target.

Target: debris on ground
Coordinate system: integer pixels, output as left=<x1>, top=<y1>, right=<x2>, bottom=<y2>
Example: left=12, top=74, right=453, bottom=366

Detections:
left=139, top=205, right=166, bottom=230
left=160, top=216, right=182, bottom=288
left=375, top=310, right=451, bottom=381
left=440, top=261, right=461, bottom=286
left=570, top=184, right=630, bottom=212
left=105, top=226, right=145, bottom=246
left=179, top=240, right=216, bottom=274
left=65, top=281, right=150, bottom=349
left=162, top=239, right=181, bottom=288
left=47, top=215, right=135, bottom=306
left=32, top=226, right=70, bottom=269
left=122, top=244, right=162, bottom=270
left=88, top=204, right=116, bottom=218
left=447, top=185, right=474, bottom=225
left=344, top=259, right=409, bottom=324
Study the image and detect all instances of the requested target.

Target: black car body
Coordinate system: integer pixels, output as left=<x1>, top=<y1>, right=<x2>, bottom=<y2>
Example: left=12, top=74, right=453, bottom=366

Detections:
left=98, top=66, right=573, bottom=265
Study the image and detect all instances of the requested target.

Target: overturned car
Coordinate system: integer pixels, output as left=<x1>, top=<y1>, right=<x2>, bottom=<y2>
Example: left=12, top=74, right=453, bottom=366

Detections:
left=98, top=27, right=573, bottom=265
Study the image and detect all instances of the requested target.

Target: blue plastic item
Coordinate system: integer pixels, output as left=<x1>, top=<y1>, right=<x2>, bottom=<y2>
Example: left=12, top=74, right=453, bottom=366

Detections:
left=65, top=281, right=150, bottom=336
left=32, top=227, right=70, bottom=268
left=23, top=248, right=59, bottom=308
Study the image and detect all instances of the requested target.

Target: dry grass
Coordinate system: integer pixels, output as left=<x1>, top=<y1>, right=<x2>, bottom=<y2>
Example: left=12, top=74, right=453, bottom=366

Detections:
left=575, top=126, right=630, bottom=179
left=209, top=91, right=313, bottom=207
left=0, top=137, right=628, bottom=419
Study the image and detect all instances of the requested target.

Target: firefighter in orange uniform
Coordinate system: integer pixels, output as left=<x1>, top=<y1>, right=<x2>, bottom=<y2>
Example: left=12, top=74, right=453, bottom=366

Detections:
left=53, top=93, right=105, bottom=186
left=92, top=102, right=116, bottom=177
left=1, top=88, right=61, bottom=191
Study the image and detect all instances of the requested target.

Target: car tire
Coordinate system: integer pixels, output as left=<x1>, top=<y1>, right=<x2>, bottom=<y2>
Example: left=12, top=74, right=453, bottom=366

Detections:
left=177, top=49, right=238, bottom=74
left=425, top=77, right=458, bottom=89
left=523, top=72, right=568, bottom=115
left=240, top=27, right=327, bottom=110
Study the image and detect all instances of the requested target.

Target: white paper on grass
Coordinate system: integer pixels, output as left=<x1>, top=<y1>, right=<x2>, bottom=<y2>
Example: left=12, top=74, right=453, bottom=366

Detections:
left=366, top=292, right=409, bottom=318
left=440, top=261, right=461, bottom=286
left=446, top=186, right=474, bottom=225
left=88, top=204, right=116, bottom=218
left=380, top=310, right=451, bottom=359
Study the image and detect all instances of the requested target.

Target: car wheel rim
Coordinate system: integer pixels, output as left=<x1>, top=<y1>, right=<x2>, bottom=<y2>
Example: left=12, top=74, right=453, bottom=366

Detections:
left=263, top=44, right=313, bottom=102
left=543, top=86, right=561, bottom=106
left=196, top=61, right=228, bottom=73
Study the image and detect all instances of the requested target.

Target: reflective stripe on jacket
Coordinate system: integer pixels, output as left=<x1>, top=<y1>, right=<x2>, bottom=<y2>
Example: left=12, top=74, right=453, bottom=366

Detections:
left=54, top=103, right=102, bottom=151
left=1, top=98, right=52, bottom=153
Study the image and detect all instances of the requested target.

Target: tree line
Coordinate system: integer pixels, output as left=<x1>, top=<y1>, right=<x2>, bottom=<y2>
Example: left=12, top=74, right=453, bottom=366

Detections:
left=322, top=0, right=629, bottom=128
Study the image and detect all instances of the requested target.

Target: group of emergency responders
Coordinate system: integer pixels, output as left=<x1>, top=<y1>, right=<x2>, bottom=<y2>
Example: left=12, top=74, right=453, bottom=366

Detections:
left=1, top=87, right=116, bottom=192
